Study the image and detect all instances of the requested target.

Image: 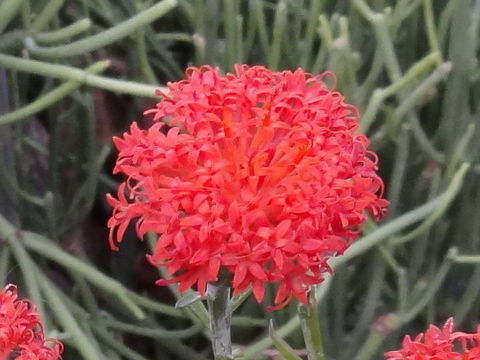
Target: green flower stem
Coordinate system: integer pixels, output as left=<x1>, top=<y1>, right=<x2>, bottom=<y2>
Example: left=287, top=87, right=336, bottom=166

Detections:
left=20, top=1, right=30, bottom=29
left=423, top=0, right=441, bottom=54
left=31, top=0, right=65, bottom=31
left=392, top=62, right=452, bottom=128
left=0, top=0, right=25, bottom=33
left=299, top=291, right=325, bottom=360
left=145, top=318, right=210, bottom=360
left=4, top=228, right=48, bottom=330
left=231, top=287, right=252, bottom=312
left=231, top=316, right=267, bottom=327
left=0, top=53, right=164, bottom=97
left=354, top=248, right=456, bottom=360
left=242, top=310, right=303, bottom=360
left=300, top=0, right=324, bottom=69
left=378, top=244, right=408, bottom=311
left=36, top=18, right=92, bottom=44
left=387, top=125, right=410, bottom=215
left=23, top=232, right=145, bottom=319
left=452, top=255, right=480, bottom=264
left=454, top=265, right=480, bottom=324
left=135, top=23, right=157, bottom=84
left=102, top=318, right=203, bottom=339
left=0, top=246, right=10, bottom=285
left=344, top=257, right=387, bottom=359
left=154, top=32, right=193, bottom=42
left=0, top=213, right=147, bottom=319
left=0, top=19, right=92, bottom=51
left=268, top=0, right=287, bottom=70
left=25, top=0, right=177, bottom=59
left=125, top=290, right=184, bottom=318
left=409, top=114, right=445, bottom=163
left=207, top=276, right=233, bottom=360
left=251, top=0, right=270, bottom=58
left=391, top=162, right=470, bottom=245
left=359, top=52, right=441, bottom=133
left=402, top=247, right=456, bottom=323
left=92, top=326, right=150, bottom=360
left=70, top=271, right=100, bottom=316
left=0, top=60, right=109, bottom=125
left=37, top=270, right=106, bottom=360
left=372, top=14, right=402, bottom=82
left=269, top=320, right=302, bottom=360
left=223, top=0, right=237, bottom=71
left=445, top=123, right=475, bottom=179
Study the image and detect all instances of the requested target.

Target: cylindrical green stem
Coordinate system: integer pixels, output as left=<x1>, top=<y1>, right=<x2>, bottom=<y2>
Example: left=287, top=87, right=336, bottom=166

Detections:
left=0, top=0, right=25, bottom=34
left=0, top=53, right=163, bottom=97
left=207, top=275, right=233, bottom=360
left=299, top=290, right=325, bottom=360
left=25, top=0, right=177, bottom=59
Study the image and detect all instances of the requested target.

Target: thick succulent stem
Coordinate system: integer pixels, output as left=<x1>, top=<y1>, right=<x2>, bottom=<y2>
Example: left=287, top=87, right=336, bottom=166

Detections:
left=207, top=274, right=233, bottom=360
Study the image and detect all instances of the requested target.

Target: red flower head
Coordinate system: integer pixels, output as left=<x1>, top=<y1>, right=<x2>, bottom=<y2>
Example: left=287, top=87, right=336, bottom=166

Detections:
left=0, top=284, right=63, bottom=360
left=385, top=318, right=480, bottom=360
left=107, top=65, right=388, bottom=308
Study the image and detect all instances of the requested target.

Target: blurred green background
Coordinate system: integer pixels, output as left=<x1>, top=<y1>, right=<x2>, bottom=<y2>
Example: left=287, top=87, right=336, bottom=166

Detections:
left=0, top=0, right=479, bottom=359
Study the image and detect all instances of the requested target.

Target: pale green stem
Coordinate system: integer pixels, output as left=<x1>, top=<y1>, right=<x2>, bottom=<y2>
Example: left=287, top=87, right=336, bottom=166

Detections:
left=4, top=228, right=48, bottom=330
left=391, top=162, right=470, bottom=245
left=0, top=53, right=163, bottom=97
left=445, top=123, right=475, bottom=179
left=0, top=60, right=109, bottom=125
left=91, top=326, right=150, bottom=360
left=0, top=246, right=10, bottom=285
left=36, top=270, right=106, bottom=360
left=0, top=214, right=146, bottom=319
left=23, top=233, right=145, bottom=319
left=207, top=277, right=233, bottom=360
left=0, top=0, right=25, bottom=33
left=135, top=25, right=157, bottom=84
left=359, top=52, right=441, bottom=133
left=299, top=291, right=325, bottom=360
left=268, top=0, right=287, bottom=70
left=25, top=0, right=178, bottom=58
left=31, top=0, right=65, bottom=31
left=409, top=114, right=445, bottom=163
left=423, top=0, right=441, bottom=54
left=223, top=0, right=237, bottom=71
left=354, top=248, right=456, bottom=360
left=231, top=287, right=252, bottom=312
left=269, top=320, right=302, bottom=360
left=452, top=255, right=480, bottom=264
left=125, top=290, right=183, bottom=318
left=454, top=265, right=480, bottom=324
left=36, top=18, right=92, bottom=44
left=251, top=0, right=270, bottom=57
left=102, top=319, right=203, bottom=339
left=392, top=62, right=453, bottom=127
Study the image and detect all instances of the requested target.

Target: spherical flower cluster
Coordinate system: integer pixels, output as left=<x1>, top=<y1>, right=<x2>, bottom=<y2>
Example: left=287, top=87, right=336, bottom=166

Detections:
left=0, top=284, right=63, bottom=360
left=107, top=65, right=388, bottom=308
left=385, top=318, right=480, bottom=360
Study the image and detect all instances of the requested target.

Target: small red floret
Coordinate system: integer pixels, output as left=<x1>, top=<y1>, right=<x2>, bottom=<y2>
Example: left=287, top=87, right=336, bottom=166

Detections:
left=385, top=318, right=480, bottom=360
left=107, top=65, right=388, bottom=308
left=0, top=284, right=63, bottom=360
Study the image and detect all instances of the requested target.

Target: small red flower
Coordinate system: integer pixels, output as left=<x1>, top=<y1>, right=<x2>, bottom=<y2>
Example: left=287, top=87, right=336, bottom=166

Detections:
left=0, top=284, right=63, bottom=360
left=385, top=318, right=480, bottom=360
left=107, top=65, right=388, bottom=308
